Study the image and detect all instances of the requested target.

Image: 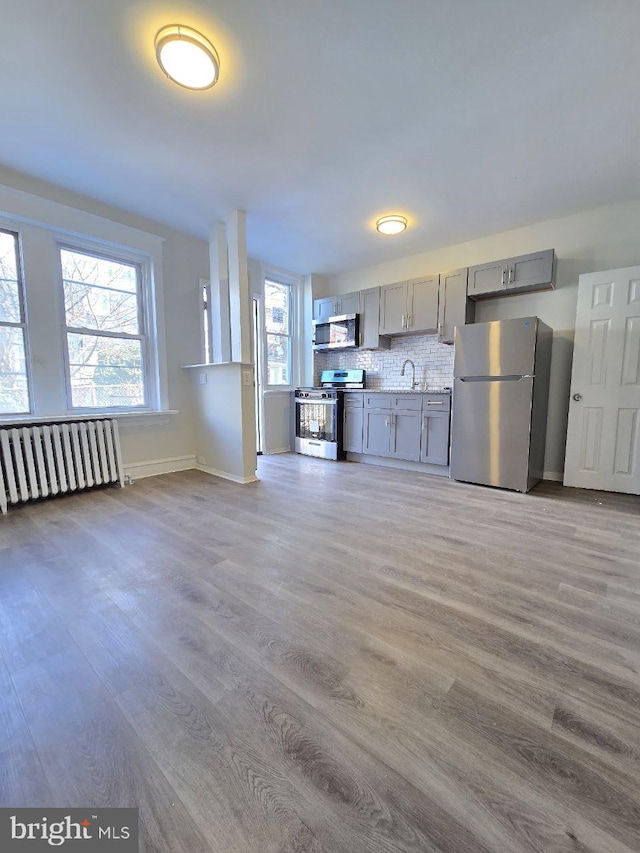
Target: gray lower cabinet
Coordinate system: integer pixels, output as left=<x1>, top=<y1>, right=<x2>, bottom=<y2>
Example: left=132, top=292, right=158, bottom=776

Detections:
left=421, top=411, right=450, bottom=465
left=343, top=407, right=364, bottom=453
left=390, top=411, right=422, bottom=461
left=358, top=393, right=451, bottom=467
left=364, top=409, right=391, bottom=456
left=363, top=406, right=422, bottom=462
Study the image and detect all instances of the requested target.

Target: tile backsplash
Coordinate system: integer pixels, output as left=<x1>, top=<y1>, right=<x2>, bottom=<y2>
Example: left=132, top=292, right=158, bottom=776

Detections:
left=314, top=334, right=454, bottom=391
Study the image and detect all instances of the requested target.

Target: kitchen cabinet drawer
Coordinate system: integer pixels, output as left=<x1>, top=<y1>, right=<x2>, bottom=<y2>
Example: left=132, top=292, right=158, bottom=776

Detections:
left=343, top=393, right=364, bottom=408
left=423, top=394, right=451, bottom=412
left=364, top=394, right=392, bottom=409
left=391, top=394, right=422, bottom=411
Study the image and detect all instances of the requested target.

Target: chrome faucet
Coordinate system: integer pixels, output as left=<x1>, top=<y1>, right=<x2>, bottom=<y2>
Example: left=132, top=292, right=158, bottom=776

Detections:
left=401, top=359, right=420, bottom=390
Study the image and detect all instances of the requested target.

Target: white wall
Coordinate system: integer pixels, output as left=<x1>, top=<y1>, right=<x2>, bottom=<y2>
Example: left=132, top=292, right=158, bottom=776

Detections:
left=322, top=200, right=640, bottom=477
left=0, top=165, right=209, bottom=473
left=187, top=363, right=257, bottom=483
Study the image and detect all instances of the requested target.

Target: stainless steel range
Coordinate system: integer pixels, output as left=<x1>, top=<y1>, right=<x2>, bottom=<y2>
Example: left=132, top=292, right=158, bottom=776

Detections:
left=294, top=369, right=365, bottom=460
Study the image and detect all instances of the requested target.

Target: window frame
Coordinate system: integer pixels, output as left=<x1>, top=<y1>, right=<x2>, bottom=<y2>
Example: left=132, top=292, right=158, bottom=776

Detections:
left=200, top=278, right=213, bottom=365
left=263, top=275, right=294, bottom=390
left=0, top=226, right=33, bottom=416
left=57, top=240, right=154, bottom=413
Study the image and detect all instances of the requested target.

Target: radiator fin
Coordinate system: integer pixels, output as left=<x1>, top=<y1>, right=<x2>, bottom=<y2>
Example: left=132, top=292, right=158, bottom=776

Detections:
left=0, top=418, right=125, bottom=514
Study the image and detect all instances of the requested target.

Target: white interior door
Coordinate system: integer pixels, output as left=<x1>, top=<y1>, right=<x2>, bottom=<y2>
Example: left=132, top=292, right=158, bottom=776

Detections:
left=564, top=266, right=640, bottom=494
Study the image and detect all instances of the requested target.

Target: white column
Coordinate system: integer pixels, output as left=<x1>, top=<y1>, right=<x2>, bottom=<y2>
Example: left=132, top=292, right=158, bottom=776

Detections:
left=227, top=210, right=252, bottom=364
left=209, top=222, right=231, bottom=363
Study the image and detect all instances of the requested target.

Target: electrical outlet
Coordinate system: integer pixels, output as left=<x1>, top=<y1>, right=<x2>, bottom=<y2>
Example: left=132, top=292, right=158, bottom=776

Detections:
left=242, top=370, right=253, bottom=387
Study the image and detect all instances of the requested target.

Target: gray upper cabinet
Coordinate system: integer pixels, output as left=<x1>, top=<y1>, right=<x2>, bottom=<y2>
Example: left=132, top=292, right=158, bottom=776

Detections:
left=407, top=277, right=439, bottom=333
left=468, top=249, right=555, bottom=300
left=468, top=259, right=508, bottom=297
left=379, top=282, right=407, bottom=335
left=437, top=267, right=475, bottom=345
left=379, top=277, right=439, bottom=336
left=360, top=287, right=391, bottom=350
left=507, top=249, right=555, bottom=293
left=337, top=291, right=360, bottom=315
left=313, top=291, right=360, bottom=321
left=313, top=297, right=337, bottom=322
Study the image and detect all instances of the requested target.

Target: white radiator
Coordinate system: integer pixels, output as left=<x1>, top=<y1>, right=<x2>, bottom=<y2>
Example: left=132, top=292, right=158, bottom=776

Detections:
left=0, top=418, right=124, bottom=515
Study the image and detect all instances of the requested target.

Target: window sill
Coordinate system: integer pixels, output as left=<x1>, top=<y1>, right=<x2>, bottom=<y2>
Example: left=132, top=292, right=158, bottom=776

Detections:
left=0, top=410, right=179, bottom=429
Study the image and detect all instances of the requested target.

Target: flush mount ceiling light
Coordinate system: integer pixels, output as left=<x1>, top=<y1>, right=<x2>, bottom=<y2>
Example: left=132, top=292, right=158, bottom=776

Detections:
left=375, top=215, right=408, bottom=236
left=155, top=24, right=219, bottom=90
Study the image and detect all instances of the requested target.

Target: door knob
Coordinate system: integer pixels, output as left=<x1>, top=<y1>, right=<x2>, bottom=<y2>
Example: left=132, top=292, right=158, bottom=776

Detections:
left=573, top=393, right=582, bottom=401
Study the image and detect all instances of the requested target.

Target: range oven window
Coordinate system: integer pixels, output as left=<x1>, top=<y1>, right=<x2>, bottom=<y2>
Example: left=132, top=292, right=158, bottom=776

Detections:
left=296, top=400, right=337, bottom=442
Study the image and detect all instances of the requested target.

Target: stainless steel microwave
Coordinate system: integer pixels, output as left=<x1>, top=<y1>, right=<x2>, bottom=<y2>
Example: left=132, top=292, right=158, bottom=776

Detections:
left=312, top=314, right=359, bottom=351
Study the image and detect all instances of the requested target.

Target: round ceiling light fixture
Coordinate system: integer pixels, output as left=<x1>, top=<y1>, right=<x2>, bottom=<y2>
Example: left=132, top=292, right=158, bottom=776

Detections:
left=155, top=24, right=220, bottom=90
left=375, top=214, right=408, bottom=236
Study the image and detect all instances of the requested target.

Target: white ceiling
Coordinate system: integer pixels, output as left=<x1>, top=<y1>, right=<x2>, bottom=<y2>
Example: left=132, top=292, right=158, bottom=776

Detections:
left=1, top=1, right=639, bottom=274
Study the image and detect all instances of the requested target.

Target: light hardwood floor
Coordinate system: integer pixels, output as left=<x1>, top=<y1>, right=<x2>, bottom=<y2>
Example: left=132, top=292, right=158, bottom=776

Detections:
left=1, top=453, right=639, bottom=852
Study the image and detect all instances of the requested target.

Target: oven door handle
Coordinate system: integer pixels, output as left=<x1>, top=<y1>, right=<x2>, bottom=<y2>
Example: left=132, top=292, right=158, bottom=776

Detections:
left=295, top=398, right=337, bottom=405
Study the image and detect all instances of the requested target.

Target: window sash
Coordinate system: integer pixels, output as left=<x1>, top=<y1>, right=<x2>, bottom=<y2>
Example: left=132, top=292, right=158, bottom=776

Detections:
left=59, top=245, right=151, bottom=411
left=0, top=228, right=31, bottom=414
left=264, top=279, right=293, bottom=389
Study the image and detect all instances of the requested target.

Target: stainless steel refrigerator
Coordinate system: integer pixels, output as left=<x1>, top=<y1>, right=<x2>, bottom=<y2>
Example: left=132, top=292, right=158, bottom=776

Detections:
left=451, top=317, right=552, bottom=493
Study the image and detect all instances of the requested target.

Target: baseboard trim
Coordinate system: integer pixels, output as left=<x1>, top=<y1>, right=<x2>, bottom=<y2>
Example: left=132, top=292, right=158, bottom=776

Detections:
left=543, top=470, right=563, bottom=482
left=346, top=452, right=450, bottom=477
left=262, top=447, right=291, bottom=455
left=124, top=455, right=196, bottom=479
left=196, top=463, right=259, bottom=485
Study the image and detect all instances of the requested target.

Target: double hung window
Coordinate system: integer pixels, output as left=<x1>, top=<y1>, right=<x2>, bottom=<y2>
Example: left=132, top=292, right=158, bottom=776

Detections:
left=60, top=247, right=148, bottom=409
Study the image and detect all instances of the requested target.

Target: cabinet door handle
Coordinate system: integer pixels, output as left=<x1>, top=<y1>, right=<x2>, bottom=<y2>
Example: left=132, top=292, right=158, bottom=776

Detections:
left=426, top=401, right=444, bottom=406
left=438, top=322, right=443, bottom=337
left=407, top=314, right=412, bottom=329
left=502, top=269, right=506, bottom=286
left=401, top=314, right=405, bottom=330
left=508, top=266, right=514, bottom=284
